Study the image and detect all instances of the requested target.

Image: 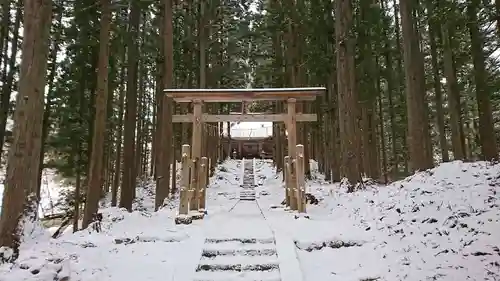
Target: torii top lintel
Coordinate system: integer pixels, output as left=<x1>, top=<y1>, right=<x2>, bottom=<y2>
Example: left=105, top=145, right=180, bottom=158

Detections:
left=164, top=87, right=325, bottom=102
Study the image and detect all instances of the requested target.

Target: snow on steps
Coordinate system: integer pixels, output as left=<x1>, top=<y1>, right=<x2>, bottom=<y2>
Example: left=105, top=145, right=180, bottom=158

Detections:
left=193, top=237, right=281, bottom=281
left=239, top=159, right=256, bottom=201
left=239, top=190, right=256, bottom=200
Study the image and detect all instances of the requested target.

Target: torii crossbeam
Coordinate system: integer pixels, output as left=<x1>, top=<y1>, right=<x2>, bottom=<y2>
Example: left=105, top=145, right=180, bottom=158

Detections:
left=165, top=87, right=325, bottom=102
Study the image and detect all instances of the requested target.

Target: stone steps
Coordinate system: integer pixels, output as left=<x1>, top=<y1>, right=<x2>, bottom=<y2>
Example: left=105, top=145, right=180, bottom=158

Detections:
left=240, top=159, right=256, bottom=201
left=193, top=236, right=281, bottom=281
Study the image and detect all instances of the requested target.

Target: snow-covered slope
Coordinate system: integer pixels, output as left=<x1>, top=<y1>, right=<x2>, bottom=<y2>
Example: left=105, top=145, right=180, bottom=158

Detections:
left=0, top=160, right=242, bottom=281
left=0, top=168, right=71, bottom=217
left=0, top=162, right=182, bottom=217
left=0, top=159, right=499, bottom=281
left=257, top=160, right=500, bottom=281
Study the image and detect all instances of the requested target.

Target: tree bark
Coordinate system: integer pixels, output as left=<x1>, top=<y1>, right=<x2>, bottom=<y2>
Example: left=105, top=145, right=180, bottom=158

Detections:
left=335, top=0, right=362, bottom=189
left=427, top=1, right=449, bottom=162
left=120, top=0, right=141, bottom=211
left=393, top=1, right=409, bottom=174
left=155, top=0, right=174, bottom=210
left=399, top=0, right=433, bottom=171
left=467, top=0, right=498, bottom=161
left=380, top=0, right=398, bottom=175
left=83, top=0, right=111, bottom=228
left=37, top=4, right=62, bottom=198
left=0, top=0, right=52, bottom=251
left=111, top=66, right=126, bottom=207
left=442, top=20, right=466, bottom=160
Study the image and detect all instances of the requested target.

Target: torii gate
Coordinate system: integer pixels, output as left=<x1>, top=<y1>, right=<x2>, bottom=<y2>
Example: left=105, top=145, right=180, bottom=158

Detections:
left=165, top=87, right=325, bottom=224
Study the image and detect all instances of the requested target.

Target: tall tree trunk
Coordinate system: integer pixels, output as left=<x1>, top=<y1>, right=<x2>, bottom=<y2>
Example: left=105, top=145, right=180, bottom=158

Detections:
left=393, top=1, right=409, bottom=174
left=442, top=18, right=466, bottom=160
left=335, top=0, right=362, bottom=189
left=73, top=149, right=82, bottom=232
left=111, top=66, right=126, bottom=207
left=399, top=0, right=433, bottom=171
left=103, top=69, right=117, bottom=194
left=0, top=0, right=52, bottom=251
left=328, top=70, right=340, bottom=182
left=155, top=0, right=174, bottom=209
left=73, top=75, right=89, bottom=232
left=37, top=5, right=61, bottom=197
left=359, top=0, right=379, bottom=179
left=377, top=62, right=388, bottom=183
left=427, top=1, right=448, bottom=162
left=150, top=81, right=157, bottom=177
left=120, top=0, right=141, bottom=211
left=323, top=0, right=340, bottom=181
left=153, top=4, right=165, bottom=181
left=271, top=0, right=284, bottom=172
left=467, top=0, right=498, bottom=161
left=380, top=0, right=398, bottom=175
left=83, top=0, right=111, bottom=228
left=135, top=55, right=144, bottom=180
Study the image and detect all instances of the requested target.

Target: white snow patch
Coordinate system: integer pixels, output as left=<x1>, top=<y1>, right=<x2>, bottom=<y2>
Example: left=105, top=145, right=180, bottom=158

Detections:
left=0, top=168, right=71, bottom=218
left=0, top=159, right=499, bottom=281
left=257, top=160, right=500, bottom=281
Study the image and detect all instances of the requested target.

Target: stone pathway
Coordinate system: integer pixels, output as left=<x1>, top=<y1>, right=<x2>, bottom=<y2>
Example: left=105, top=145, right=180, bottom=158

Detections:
left=239, top=159, right=256, bottom=201
left=193, top=159, right=282, bottom=281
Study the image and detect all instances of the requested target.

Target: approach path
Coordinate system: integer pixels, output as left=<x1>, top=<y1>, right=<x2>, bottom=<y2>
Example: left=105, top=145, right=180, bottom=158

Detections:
left=192, top=159, right=289, bottom=281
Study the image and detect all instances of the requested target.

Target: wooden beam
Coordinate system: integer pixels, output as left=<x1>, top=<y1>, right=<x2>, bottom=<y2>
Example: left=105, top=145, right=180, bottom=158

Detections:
left=285, top=98, right=298, bottom=211
left=190, top=100, right=203, bottom=211
left=164, top=87, right=325, bottom=102
left=178, top=144, right=191, bottom=216
left=172, top=113, right=317, bottom=123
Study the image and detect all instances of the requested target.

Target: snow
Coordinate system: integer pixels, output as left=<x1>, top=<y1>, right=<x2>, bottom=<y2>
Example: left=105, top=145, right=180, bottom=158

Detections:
left=285, top=161, right=500, bottom=281
left=1, top=162, right=180, bottom=218
left=0, top=168, right=70, bottom=217
left=224, top=122, right=273, bottom=138
left=1, top=159, right=499, bottom=281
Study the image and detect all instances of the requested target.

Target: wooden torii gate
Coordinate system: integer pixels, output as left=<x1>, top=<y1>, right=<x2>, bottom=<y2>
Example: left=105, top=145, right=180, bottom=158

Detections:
left=165, top=87, right=325, bottom=224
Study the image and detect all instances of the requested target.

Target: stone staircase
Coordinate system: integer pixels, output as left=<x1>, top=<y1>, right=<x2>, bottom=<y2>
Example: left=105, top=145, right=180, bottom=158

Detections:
left=240, top=159, right=256, bottom=201
left=193, top=237, right=281, bottom=281
left=192, top=160, right=285, bottom=281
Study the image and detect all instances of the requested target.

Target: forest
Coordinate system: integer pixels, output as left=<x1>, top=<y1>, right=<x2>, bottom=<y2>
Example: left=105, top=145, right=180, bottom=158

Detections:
left=0, top=0, right=499, bottom=259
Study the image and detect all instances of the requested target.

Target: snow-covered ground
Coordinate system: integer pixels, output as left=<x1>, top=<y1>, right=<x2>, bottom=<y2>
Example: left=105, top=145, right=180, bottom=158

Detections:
left=0, top=162, right=181, bottom=218
left=270, top=161, right=500, bottom=281
left=0, top=168, right=71, bottom=217
left=0, top=159, right=499, bottom=281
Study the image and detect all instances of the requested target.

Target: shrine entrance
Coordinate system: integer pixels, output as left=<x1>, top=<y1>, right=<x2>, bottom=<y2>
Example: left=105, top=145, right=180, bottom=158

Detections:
left=223, top=121, right=274, bottom=160
left=165, top=87, right=325, bottom=224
